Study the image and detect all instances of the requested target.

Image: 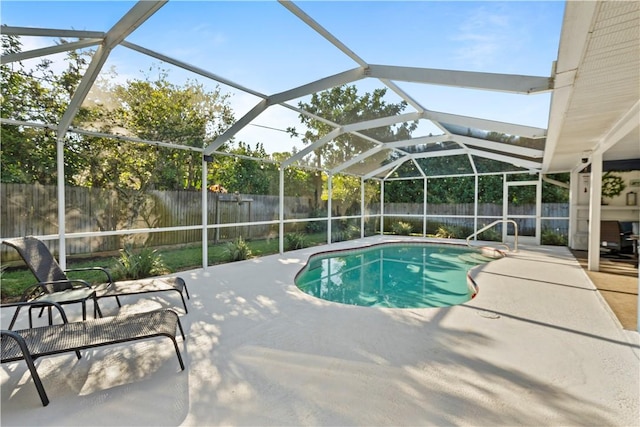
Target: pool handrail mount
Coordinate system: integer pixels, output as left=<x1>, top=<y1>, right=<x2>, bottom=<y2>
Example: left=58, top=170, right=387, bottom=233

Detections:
left=466, top=219, right=518, bottom=252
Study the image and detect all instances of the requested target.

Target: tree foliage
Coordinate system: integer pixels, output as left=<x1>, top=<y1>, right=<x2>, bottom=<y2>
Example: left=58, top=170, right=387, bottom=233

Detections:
left=289, top=85, right=417, bottom=207
left=87, top=67, right=235, bottom=191
left=1, top=35, right=95, bottom=184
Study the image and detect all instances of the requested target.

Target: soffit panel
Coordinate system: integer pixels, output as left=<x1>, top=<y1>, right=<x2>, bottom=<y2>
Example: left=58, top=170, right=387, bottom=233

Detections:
left=544, top=1, right=640, bottom=172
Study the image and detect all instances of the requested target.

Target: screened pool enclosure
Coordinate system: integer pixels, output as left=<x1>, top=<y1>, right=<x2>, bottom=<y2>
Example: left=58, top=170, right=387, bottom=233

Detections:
left=1, top=1, right=638, bottom=273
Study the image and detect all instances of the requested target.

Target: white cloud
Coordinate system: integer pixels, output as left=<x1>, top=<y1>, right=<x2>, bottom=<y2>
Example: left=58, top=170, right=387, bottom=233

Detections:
left=450, top=5, right=516, bottom=70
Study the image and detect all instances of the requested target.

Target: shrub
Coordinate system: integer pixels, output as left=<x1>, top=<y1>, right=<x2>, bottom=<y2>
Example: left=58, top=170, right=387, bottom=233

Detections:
left=435, top=224, right=464, bottom=239
left=331, top=230, right=347, bottom=243
left=478, top=228, right=501, bottom=242
left=305, top=208, right=328, bottom=233
left=346, top=224, right=360, bottom=239
left=392, top=221, right=413, bottom=236
left=541, top=229, right=568, bottom=246
left=285, top=232, right=308, bottom=251
left=226, top=237, right=253, bottom=261
left=112, top=246, right=169, bottom=280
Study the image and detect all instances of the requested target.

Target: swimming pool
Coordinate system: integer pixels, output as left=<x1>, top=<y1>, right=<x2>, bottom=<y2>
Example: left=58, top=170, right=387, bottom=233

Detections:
left=295, top=242, right=503, bottom=308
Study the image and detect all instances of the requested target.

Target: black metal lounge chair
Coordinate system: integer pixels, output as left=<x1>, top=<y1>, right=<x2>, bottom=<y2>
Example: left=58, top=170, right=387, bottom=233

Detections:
left=1, top=301, right=185, bottom=406
left=2, top=237, right=190, bottom=329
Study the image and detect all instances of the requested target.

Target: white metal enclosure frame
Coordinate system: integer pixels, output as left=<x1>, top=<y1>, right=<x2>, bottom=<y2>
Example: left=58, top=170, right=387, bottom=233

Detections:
left=1, top=0, right=638, bottom=295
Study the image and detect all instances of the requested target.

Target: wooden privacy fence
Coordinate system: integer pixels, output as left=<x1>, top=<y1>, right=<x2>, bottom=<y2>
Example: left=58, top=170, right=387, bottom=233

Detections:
left=0, top=184, right=312, bottom=260
left=1, top=184, right=569, bottom=261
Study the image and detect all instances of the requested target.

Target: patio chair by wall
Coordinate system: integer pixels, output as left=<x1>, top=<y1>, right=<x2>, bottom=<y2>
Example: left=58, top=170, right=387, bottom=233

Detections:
left=2, top=237, right=190, bottom=327
left=600, top=221, right=634, bottom=254
left=1, top=301, right=185, bottom=406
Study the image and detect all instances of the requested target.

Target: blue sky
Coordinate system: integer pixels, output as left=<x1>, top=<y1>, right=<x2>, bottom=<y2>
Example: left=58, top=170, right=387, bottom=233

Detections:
left=1, top=1, right=566, bottom=154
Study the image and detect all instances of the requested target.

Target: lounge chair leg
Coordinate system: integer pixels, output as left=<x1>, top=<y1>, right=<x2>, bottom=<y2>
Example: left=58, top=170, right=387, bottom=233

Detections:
left=94, top=298, right=103, bottom=318
left=28, top=307, right=35, bottom=328
left=3, top=331, right=50, bottom=406
left=8, top=306, right=21, bottom=330
left=176, top=317, right=186, bottom=340
left=24, top=352, right=49, bottom=406
left=179, top=293, right=188, bottom=314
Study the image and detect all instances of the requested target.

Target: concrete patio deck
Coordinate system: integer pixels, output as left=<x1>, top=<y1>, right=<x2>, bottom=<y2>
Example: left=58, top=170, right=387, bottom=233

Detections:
left=1, top=236, right=638, bottom=426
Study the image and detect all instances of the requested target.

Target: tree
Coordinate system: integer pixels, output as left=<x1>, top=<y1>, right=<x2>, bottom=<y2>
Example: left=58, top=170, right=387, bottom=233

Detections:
left=208, top=142, right=273, bottom=194
left=289, top=85, right=417, bottom=208
left=87, top=67, right=235, bottom=191
left=270, top=151, right=315, bottom=197
left=1, top=35, right=95, bottom=184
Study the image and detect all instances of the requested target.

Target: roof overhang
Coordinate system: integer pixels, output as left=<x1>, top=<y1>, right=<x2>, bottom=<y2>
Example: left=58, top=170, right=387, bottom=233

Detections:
left=543, top=1, right=640, bottom=173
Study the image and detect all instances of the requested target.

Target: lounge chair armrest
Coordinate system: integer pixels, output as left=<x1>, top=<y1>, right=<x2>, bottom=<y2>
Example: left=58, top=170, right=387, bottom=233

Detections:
left=66, top=266, right=114, bottom=284
left=20, top=279, right=93, bottom=302
left=1, top=329, right=30, bottom=355
left=1, top=301, right=70, bottom=323
left=34, top=278, right=91, bottom=289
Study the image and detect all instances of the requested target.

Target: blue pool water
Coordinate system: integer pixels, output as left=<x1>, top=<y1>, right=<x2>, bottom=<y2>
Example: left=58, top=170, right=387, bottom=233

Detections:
left=295, top=242, right=500, bottom=308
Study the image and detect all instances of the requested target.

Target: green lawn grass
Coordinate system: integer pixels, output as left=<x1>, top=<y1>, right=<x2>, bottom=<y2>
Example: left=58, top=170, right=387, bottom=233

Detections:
left=1, top=233, right=329, bottom=300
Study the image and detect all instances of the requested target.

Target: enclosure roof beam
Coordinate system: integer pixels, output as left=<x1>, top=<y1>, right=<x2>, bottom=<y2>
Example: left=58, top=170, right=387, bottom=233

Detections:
left=382, top=134, right=451, bottom=149
left=267, top=67, right=365, bottom=105
left=411, top=158, right=427, bottom=178
left=204, top=99, right=269, bottom=155
left=1, top=118, right=204, bottom=152
left=341, top=111, right=422, bottom=133
left=378, top=78, right=427, bottom=113
left=56, top=1, right=167, bottom=140
left=281, top=127, right=343, bottom=168
left=204, top=67, right=365, bottom=155
left=279, top=111, right=422, bottom=169
left=121, top=41, right=267, bottom=99
left=367, top=64, right=553, bottom=94
left=279, top=0, right=368, bottom=67
left=363, top=156, right=407, bottom=179
left=412, top=148, right=468, bottom=159
left=452, top=135, right=544, bottom=158
left=1, top=39, right=103, bottom=64
left=0, top=26, right=106, bottom=39
left=467, top=148, right=541, bottom=170
left=422, top=111, right=547, bottom=139
left=330, top=145, right=386, bottom=174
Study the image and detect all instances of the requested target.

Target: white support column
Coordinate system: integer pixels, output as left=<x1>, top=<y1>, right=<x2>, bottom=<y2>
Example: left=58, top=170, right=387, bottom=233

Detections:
left=327, top=173, right=333, bottom=244
left=568, top=170, right=580, bottom=248
left=361, top=177, right=365, bottom=239
left=588, top=152, right=603, bottom=271
left=502, top=173, right=508, bottom=242
left=380, top=180, right=385, bottom=236
left=423, top=178, right=427, bottom=236
left=474, top=174, right=479, bottom=240
left=201, top=159, right=208, bottom=269
left=279, top=167, right=285, bottom=254
left=56, top=136, right=67, bottom=270
left=535, top=175, right=542, bottom=245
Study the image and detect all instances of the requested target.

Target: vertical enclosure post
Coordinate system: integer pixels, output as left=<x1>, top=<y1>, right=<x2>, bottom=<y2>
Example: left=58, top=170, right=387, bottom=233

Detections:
left=56, top=136, right=67, bottom=270
left=361, top=177, right=365, bottom=239
left=474, top=174, right=479, bottom=241
left=423, top=177, right=427, bottom=236
left=380, top=180, right=385, bottom=236
left=279, top=167, right=284, bottom=254
left=327, top=173, right=332, bottom=244
left=202, top=158, right=208, bottom=269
